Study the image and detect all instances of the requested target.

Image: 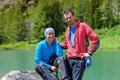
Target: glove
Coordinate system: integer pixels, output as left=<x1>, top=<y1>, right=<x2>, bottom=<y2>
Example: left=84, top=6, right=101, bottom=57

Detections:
left=85, top=56, right=91, bottom=68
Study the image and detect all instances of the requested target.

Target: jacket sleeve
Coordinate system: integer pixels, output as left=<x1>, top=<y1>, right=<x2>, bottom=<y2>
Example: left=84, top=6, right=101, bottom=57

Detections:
left=56, top=42, right=63, bottom=56
left=60, top=30, right=68, bottom=49
left=84, top=23, right=100, bottom=55
left=60, top=41, right=68, bottom=49
left=35, top=43, right=51, bottom=69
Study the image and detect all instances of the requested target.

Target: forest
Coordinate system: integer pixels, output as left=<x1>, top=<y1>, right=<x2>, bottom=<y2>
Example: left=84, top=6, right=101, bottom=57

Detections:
left=0, top=0, right=120, bottom=45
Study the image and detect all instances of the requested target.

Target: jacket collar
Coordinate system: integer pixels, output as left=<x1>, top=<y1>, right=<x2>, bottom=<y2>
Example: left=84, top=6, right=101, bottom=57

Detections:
left=68, top=21, right=80, bottom=30
left=44, top=39, right=56, bottom=46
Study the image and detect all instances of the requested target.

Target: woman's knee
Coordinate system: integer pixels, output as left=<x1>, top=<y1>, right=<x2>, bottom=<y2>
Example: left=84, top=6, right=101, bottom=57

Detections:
left=35, top=64, right=45, bottom=75
left=57, top=56, right=64, bottom=60
left=56, top=56, right=65, bottom=63
left=35, top=64, right=44, bottom=71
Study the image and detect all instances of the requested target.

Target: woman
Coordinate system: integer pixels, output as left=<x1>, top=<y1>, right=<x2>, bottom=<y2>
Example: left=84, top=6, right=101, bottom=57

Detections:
left=35, top=27, right=70, bottom=80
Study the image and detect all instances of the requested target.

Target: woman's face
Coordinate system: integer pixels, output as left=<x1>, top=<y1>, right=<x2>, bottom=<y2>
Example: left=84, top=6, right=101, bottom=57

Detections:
left=46, top=32, right=55, bottom=44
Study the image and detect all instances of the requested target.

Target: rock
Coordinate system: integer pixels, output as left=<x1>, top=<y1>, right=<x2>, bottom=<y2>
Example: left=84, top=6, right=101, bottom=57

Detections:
left=1, top=70, right=43, bottom=80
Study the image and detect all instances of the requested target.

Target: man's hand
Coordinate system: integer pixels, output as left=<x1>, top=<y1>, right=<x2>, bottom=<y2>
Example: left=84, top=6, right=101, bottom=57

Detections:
left=50, top=66, right=57, bottom=72
left=55, top=37, right=59, bottom=43
left=80, top=53, right=90, bottom=59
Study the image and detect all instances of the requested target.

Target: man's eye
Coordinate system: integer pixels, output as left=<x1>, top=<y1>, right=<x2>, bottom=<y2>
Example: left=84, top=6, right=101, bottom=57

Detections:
left=66, top=17, right=72, bottom=20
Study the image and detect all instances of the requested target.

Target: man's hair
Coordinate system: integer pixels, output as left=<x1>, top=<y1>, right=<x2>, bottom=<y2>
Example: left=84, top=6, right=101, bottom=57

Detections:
left=64, top=8, right=74, bottom=16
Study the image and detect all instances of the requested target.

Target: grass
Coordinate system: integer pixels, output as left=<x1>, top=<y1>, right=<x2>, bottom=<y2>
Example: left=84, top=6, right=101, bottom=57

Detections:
left=100, top=35, right=120, bottom=49
left=96, top=25, right=120, bottom=49
left=0, top=25, right=120, bottom=50
left=0, top=41, right=37, bottom=50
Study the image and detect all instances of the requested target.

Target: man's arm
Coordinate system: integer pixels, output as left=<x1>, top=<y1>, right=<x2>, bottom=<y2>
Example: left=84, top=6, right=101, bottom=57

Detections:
left=84, top=23, right=100, bottom=55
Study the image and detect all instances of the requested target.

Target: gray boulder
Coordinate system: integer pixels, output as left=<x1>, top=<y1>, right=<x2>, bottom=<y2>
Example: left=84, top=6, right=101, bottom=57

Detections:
left=1, top=70, right=43, bottom=80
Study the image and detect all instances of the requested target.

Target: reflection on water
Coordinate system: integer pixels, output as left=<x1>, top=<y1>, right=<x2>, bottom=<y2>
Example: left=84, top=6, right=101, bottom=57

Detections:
left=0, top=50, right=120, bottom=80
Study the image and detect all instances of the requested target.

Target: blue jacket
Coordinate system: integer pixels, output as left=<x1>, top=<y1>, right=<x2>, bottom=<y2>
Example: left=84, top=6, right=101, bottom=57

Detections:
left=35, top=39, right=63, bottom=69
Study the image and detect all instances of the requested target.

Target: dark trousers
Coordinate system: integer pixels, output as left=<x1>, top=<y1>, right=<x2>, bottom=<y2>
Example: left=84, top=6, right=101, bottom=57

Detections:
left=66, top=58, right=86, bottom=80
left=35, top=56, right=70, bottom=80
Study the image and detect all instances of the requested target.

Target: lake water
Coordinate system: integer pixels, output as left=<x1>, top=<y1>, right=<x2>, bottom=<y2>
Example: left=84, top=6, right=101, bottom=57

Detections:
left=0, top=50, right=35, bottom=78
left=0, top=50, right=120, bottom=80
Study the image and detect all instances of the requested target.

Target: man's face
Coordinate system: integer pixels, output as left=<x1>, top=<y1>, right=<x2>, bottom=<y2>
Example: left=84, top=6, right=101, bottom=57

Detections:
left=46, top=32, right=55, bottom=43
left=64, top=12, right=76, bottom=26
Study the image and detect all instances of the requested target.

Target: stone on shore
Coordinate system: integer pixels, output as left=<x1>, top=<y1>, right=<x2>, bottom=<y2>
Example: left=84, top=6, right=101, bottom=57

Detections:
left=1, top=70, right=43, bottom=80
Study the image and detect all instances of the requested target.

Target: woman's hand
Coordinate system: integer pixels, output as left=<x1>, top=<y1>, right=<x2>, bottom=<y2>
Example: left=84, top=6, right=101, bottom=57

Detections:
left=50, top=66, right=57, bottom=72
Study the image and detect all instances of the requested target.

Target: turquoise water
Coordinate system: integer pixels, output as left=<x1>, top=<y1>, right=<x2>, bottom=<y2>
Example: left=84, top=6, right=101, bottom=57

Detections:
left=83, top=50, right=120, bottom=80
left=0, top=50, right=120, bottom=80
left=0, top=50, right=35, bottom=78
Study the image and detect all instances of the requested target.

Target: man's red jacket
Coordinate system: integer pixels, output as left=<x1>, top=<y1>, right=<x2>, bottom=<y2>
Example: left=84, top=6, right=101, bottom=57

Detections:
left=60, top=21, right=100, bottom=58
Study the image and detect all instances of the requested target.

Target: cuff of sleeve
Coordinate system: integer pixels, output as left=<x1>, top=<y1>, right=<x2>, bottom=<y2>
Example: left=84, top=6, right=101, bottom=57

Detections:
left=88, top=52, right=92, bottom=56
left=47, top=65, right=51, bottom=69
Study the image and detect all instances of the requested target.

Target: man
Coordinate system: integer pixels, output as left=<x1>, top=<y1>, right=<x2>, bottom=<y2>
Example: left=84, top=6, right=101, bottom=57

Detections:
left=60, top=9, right=100, bottom=80
left=35, top=27, right=70, bottom=80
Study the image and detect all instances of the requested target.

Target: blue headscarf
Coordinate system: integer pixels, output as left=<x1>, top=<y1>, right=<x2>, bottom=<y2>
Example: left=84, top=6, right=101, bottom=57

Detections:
left=44, top=27, right=55, bottom=36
